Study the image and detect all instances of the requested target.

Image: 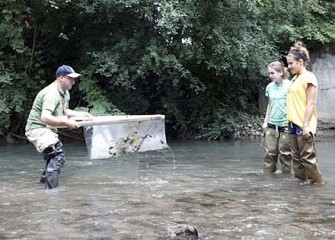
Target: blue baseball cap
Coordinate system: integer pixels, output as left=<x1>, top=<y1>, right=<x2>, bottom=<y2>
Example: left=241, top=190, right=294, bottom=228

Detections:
left=55, top=65, right=81, bottom=78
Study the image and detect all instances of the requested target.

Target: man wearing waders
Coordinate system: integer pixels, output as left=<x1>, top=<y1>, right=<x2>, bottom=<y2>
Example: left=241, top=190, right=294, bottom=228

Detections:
left=25, top=65, right=92, bottom=189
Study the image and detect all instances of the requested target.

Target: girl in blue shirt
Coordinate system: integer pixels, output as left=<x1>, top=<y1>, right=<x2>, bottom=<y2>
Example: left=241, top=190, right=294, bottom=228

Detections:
left=262, top=61, right=292, bottom=174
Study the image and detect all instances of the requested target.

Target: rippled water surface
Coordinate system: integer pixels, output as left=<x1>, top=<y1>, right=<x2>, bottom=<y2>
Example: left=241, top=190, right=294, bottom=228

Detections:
left=1, top=138, right=335, bottom=240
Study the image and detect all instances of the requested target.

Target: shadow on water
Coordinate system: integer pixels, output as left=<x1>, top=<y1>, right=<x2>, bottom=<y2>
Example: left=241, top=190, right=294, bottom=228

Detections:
left=1, top=138, right=335, bottom=239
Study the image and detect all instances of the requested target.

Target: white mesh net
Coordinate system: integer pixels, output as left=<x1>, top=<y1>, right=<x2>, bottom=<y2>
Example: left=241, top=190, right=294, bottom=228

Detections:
left=82, top=115, right=169, bottom=159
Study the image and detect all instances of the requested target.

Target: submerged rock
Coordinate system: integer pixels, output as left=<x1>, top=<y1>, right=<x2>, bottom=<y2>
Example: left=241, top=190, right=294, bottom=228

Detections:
left=167, top=224, right=199, bottom=240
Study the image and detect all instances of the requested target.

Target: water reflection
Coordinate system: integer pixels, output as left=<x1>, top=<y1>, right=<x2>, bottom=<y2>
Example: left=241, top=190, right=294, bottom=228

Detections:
left=0, top=138, right=335, bottom=239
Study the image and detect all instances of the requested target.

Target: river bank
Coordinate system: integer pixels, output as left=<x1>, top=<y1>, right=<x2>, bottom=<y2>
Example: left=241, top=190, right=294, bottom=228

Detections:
left=317, top=121, right=335, bottom=138
left=1, top=121, right=335, bottom=146
left=236, top=121, right=335, bottom=139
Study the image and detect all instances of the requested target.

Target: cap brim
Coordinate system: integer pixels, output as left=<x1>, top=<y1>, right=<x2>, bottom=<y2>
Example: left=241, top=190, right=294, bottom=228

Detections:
left=67, top=72, right=81, bottom=78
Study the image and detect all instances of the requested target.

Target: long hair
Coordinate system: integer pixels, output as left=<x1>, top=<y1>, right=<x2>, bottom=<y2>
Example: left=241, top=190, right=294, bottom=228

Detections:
left=267, top=61, right=288, bottom=80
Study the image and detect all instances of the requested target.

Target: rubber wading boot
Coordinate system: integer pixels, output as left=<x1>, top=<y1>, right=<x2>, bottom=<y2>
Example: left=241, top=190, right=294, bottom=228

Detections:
left=43, top=141, right=65, bottom=189
left=40, top=147, right=53, bottom=184
left=45, top=169, right=59, bottom=189
left=39, top=170, right=46, bottom=183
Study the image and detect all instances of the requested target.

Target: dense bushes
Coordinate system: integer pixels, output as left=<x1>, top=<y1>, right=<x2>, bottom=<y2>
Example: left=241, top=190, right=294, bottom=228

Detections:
left=0, top=0, right=334, bottom=142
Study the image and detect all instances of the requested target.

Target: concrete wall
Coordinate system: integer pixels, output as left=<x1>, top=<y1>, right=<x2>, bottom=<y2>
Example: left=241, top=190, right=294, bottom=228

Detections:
left=311, top=43, right=335, bottom=123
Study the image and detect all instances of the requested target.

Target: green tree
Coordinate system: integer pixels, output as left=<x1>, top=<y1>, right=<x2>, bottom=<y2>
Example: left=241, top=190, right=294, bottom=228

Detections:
left=0, top=0, right=334, bottom=142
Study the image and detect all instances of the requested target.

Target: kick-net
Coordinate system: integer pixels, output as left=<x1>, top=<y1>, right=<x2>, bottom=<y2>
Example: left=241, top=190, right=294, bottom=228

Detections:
left=77, top=114, right=168, bottom=159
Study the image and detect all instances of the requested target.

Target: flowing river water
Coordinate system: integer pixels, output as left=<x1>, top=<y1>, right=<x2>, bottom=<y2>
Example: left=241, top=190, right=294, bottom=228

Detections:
left=1, top=137, right=335, bottom=240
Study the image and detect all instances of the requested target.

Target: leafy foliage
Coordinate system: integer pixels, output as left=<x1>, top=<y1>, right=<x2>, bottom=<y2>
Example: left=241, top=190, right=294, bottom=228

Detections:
left=0, top=0, right=334, bottom=140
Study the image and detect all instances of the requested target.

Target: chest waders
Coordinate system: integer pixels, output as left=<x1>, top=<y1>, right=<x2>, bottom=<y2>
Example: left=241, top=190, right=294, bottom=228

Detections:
left=41, top=141, right=65, bottom=189
left=263, top=125, right=292, bottom=174
left=288, top=123, right=323, bottom=184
